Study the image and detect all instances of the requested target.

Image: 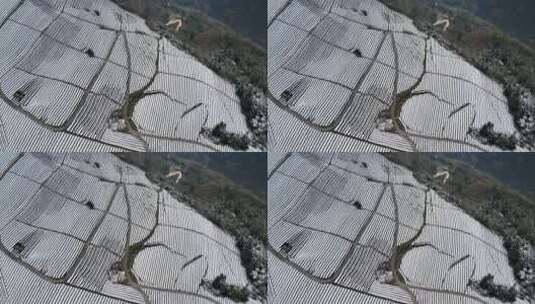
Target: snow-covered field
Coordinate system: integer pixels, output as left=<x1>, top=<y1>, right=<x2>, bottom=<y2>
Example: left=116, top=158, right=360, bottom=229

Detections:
left=0, top=0, right=249, bottom=152
left=268, top=153, right=527, bottom=303
left=0, top=153, right=257, bottom=304
left=268, top=0, right=519, bottom=152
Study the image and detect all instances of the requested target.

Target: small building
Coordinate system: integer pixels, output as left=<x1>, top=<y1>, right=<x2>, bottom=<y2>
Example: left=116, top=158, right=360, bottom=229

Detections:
left=13, top=90, right=25, bottom=102
left=280, top=242, right=293, bottom=255
left=13, top=242, right=25, bottom=255
left=281, top=90, right=293, bottom=103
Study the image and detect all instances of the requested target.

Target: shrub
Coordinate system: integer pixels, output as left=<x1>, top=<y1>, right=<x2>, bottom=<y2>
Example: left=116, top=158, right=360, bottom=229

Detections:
left=205, top=274, right=250, bottom=302
left=205, top=122, right=250, bottom=151
left=475, top=274, right=517, bottom=302
left=475, top=122, right=517, bottom=150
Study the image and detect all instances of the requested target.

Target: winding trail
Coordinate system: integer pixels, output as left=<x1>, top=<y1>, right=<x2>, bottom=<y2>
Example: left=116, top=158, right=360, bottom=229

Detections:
left=119, top=187, right=161, bottom=304
left=388, top=188, right=429, bottom=303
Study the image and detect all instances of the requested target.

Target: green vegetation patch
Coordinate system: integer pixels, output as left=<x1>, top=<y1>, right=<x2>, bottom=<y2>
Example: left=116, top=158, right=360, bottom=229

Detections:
left=469, top=274, right=517, bottom=302
left=468, top=122, right=517, bottom=151
left=201, top=122, right=251, bottom=151
left=201, top=274, right=250, bottom=302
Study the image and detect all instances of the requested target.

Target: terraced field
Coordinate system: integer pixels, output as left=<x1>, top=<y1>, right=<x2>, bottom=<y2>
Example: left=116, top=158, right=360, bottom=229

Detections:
left=268, top=153, right=527, bottom=303
left=268, top=0, right=521, bottom=152
left=0, top=153, right=259, bottom=304
left=0, top=0, right=250, bottom=152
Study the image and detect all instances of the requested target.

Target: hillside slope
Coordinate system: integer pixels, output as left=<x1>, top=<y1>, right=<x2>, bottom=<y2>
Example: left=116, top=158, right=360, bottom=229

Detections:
left=0, top=0, right=261, bottom=152
left=0, top=153, right=261, bottom=303
left=268, top=153, right=533, bottom=303
left=111, top=0, right=268, bottom=149
left=116, top=153, right=268, bottom=300
left=268, top=0, right=529, bottom=152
